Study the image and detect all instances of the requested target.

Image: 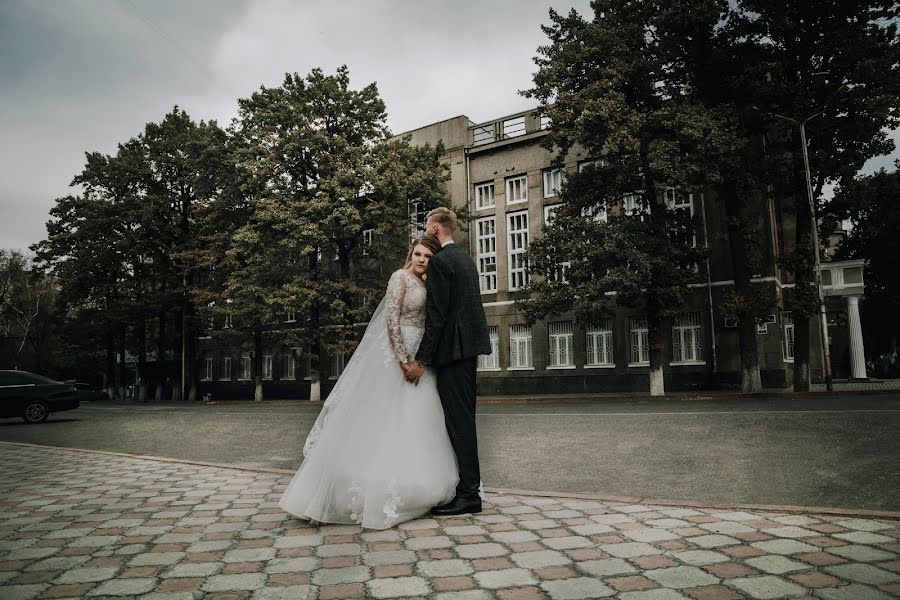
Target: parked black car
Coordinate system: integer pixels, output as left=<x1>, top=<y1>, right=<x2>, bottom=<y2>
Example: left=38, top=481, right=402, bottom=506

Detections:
left=0, top=370, right=79, bottom=423
left=75, top=382, right=109, bottom=402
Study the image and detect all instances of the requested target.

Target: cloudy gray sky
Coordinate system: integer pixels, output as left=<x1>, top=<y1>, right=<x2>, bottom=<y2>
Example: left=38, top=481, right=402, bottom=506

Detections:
left=1, top=0, right=896, bottom=253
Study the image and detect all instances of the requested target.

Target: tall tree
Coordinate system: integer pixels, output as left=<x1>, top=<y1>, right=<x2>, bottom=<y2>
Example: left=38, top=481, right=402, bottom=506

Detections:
left=521, top=1, right=725, bottom=395
left=207, top=66, right=450, bottom=402
left=726, top=0, right=900, bottom=389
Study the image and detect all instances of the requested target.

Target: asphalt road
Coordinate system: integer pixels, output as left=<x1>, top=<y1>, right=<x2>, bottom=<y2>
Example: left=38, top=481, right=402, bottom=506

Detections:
left=1, top=394, right=898, bottom=511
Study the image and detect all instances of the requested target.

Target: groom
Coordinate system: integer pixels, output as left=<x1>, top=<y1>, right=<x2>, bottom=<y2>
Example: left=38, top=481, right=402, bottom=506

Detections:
left=403, top=207, right=492, bottom=516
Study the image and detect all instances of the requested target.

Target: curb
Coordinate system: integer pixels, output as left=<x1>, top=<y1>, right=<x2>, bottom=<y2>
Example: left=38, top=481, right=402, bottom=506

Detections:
left=4, top=440, right=899, bottom=521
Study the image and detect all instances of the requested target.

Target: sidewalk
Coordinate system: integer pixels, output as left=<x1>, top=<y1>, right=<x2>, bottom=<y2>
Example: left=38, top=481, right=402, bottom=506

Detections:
left=1, top=443, right=898, bottom=600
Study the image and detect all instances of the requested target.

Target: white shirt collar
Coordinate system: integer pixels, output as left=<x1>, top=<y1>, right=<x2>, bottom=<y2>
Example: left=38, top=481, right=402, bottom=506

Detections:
left=441, top=240, right=455, bottom=248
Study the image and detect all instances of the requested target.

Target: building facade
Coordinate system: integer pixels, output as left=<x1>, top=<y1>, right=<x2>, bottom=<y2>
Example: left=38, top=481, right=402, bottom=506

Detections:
left=196, top=107, right=867, bottom=399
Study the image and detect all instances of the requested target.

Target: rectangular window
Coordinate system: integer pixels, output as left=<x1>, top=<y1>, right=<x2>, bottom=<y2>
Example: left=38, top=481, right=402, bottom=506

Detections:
left=540, top=114, right=551, bottom=130
left=783, top=312, right=795, bottom=362
left=224, top=313, right=233, bottom=329
left=409, top=200, right=427, bottom=240
left=506, top=175, right=528, bottom=204
left=331, top=352, right=346, bottom=379
left=221, top=357, right=232, bottom=380
left=672, top=312, right=703, bottom=364
left=282, top=351, right=295, bottom=380
left=240, top=354, right=251, bottom=380
left=543, top=205, right=570, bottom=283
left=203, top=357, right=214, bottom=381
left=578, top=160, right=608, bottom=221
left=548, top=321, right=575, bottom=368
left=475, top=182, right=495, bottom=209
left=623, top=193, right=647, bottom=216
left=629, top=317, right=650, bottom=366
left=478, top=326, right=500, bottom=371
left=476, top=217, right=497, bottom=293
left=509, top=324, right=533, bottom=369
left=262, top=355, right=273, bottom=380
left=362, top=228, right=374, bottom=256
left=507, top=211, right=530, bottom=291
left=285, top=308, right=296, bottom=323
left=543, top=168, right=566, bottom=198
left=665, top=187, right=696, bottom=246
left=586, top=319, right=614, bottom=367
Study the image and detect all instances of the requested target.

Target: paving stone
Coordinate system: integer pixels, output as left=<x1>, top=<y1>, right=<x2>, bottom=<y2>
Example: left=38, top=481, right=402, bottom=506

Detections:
left=162, top=561, right=222, bottom=578
left=618, top=589, right=690, bottom=599
left=365, top=576, right=430, bottom=598
left=53, top=567, right=119, bottom=584
left=645, top=566, right=719, bottom=589
left=187, top=540, right=233, bottom=553
left=362, top=550, right=417, bottom=566
left=814, top=583, right=896, bottom=599
left=577, top=557, right=639, bottom=576
left=671, top=550, right=730, bottom=566
left=0, top=584, right=48, bottom=600
left=433, top=591, right=494, bottom=600
left=824, top=562, right=900, bottom=585
left=127, top=551, right=185, bottom=566
left=264, top=557, right=319, bottom=573
left=726, top=575, right=804, bottom=599
left=489, top=530, right=540, bottom=544
left=833, top=531, right=895, bottom=544
left=455, top=543, right=509, bottom=559
left=771, top=515, right=820, bottom=526
left=709, top=512, right=759, bottom=521
left=24, top=555, right=91, bottom=571
left=316, top=543, right=362, bottom=557
left=273, top=535, right=321, bottom=548
left=510, top=550, right=571, bottom=568
left=698, top=521, right=756, bottom=535
left=540, top=576, right=616, bottom=598
left=690, top=535, right=741, bottom=548
left=827, top=544, right=897, bottom=562
left=766, top=526, right=818, bottom=539
left=751, top=539, right=819, bottom=555
left=601, top=542, right=664, bottom=558
left=202, top=573, right=268, bottom=592
left=311, top=566, right=372, bottom=585
left=87, top=577, right=158, bottom=596
left=473, top=568, right=538, bottom=589
left=417, top=559, right=473, bottom=577
left=542, top=536, right=594, bottom=550
left=445, top=525, right=487, bottom=536
left=141, top=593, right=198, bottom=600
left=223, top=548, right=277, bottom=563
left=570, top=523, right=615, bottom=535
left=834, top=519, right=893, bottom=532
left=250, top=585, right=316, bottom=600
left=744, top=555, right=809, bottom=574
left=405, top=535, right=454, bottom=550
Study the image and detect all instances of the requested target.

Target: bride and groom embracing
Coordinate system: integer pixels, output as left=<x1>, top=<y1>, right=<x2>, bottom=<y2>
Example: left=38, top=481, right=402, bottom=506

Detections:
left=278, top=207, right=493, bottom=530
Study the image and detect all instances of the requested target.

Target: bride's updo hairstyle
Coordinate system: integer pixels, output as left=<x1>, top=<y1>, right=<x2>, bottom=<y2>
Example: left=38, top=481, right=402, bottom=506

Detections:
left=403, top=234, right=442, bottom=269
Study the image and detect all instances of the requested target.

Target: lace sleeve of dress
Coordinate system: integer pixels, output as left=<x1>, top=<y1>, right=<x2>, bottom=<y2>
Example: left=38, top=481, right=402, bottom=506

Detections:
left=385, top=270, right=409, bottom=363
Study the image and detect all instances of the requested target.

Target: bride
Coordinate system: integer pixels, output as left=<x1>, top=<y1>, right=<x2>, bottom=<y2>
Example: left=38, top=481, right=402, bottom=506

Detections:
left=278, top=234, right=459, bottom=529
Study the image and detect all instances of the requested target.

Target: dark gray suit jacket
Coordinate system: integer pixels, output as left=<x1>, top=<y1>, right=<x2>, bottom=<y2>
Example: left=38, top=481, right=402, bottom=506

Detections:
left=416, top=243, right=492, bottom=367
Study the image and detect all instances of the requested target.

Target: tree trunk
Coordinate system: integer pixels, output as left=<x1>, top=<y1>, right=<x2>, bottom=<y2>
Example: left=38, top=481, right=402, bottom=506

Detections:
left=723, top=181, right=763, bottom=392
left=253, top=326, right=263, bottom=402
left=641, top=135, right=666, bottom=397
left=137, top=315, right=148, bottom=403
left=792, top=130, right=813, bottom=392
left=105, top=324, right=116, bottom=399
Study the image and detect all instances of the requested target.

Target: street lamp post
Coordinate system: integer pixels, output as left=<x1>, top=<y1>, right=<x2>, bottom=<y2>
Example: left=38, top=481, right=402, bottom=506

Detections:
left=762, top=110, right=834, bottom=392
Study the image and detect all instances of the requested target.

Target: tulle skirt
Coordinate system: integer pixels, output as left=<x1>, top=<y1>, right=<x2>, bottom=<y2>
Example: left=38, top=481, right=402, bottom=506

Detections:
left=279, top=325, right=459, bottom=529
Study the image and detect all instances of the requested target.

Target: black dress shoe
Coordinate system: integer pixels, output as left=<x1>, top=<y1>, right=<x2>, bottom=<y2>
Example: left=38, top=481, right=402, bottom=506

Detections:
left=430, top=495, right=482, bottom=516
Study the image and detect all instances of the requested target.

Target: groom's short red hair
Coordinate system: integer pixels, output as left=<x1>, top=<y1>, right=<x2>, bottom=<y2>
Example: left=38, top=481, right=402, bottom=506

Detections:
left=426, top=207, right=458, bottom=233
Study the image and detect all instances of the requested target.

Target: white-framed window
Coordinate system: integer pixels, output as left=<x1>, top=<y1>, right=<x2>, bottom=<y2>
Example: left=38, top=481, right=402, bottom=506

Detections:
left=507, top=211, right=530, bottom=291
left=629, top=317, right=650, bottom=366
left=285, top=308, right=296, bottom=323
left=548, top=321, right=575, bottom=368
left=540, top=114, right=551, bottom=130
left=543, top=205, right=571, bottom=283
left=224, top=313, right=233, bottom=329
left=783, top=312, right=795, bottom=362
left=671, top=313, right=703, bottom=364
left=282, top=351, right=295, bottom=380
left=476, top=217, right=497, bottom=293
left=203, top=357, right=214, bottom=381
left=665, top=187, right=697, bottom=246
left=478, top=326, right=501, bottom=371
left=577, top=160, right=608, bottom=221
left=623, top=193, right=647, bottom=216
left=506, top=175, right=528, bottom=205
left=475, top=182, right=495, bottom=209
left=240, top=354, right=251, bottom=380
left=221, top=357, right=232, bottom=380
left=262, top=355, right=273, bottom=380
left=543, top=168, right=566, bottom=198
left=330, top=352, right=346, bottom=379
left=586, top=319, right=615, bottom=367
left=409, top=200, right=427, bottom=240
left=362, top=228, right=374, bottom=256
left=509, top=324, right=533, bottom=369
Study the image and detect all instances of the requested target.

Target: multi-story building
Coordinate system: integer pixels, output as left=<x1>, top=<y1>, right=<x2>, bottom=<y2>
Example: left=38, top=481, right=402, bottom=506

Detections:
left=196, top=107, right=869, bottom=399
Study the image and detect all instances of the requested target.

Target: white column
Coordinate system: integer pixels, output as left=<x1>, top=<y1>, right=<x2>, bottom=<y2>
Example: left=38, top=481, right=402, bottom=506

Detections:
left=846, top=295, right=867, bottom=380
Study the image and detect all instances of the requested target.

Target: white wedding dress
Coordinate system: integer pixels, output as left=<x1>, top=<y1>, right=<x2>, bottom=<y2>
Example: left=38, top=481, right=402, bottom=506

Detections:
left=278, top=269, right=459, bottom=529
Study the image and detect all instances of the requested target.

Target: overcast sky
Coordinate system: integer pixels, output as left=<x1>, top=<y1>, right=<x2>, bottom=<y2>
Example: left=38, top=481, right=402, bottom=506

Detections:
left=1, top=0, right=897, bottom=253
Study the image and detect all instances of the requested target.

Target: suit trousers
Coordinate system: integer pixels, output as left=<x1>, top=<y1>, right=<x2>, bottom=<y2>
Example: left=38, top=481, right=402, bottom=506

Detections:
left=435, top=357, right=481, bottom=499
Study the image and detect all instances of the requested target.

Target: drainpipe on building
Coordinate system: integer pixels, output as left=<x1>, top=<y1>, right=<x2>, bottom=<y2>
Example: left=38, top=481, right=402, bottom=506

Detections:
left=465, top=147, right=472, bottom=255
left=701, top=192, right=718, bottom=374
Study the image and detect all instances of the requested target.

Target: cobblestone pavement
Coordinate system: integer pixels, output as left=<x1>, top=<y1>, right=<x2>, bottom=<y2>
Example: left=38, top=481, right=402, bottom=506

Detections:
left=2, top=443, right=899, bottom=600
